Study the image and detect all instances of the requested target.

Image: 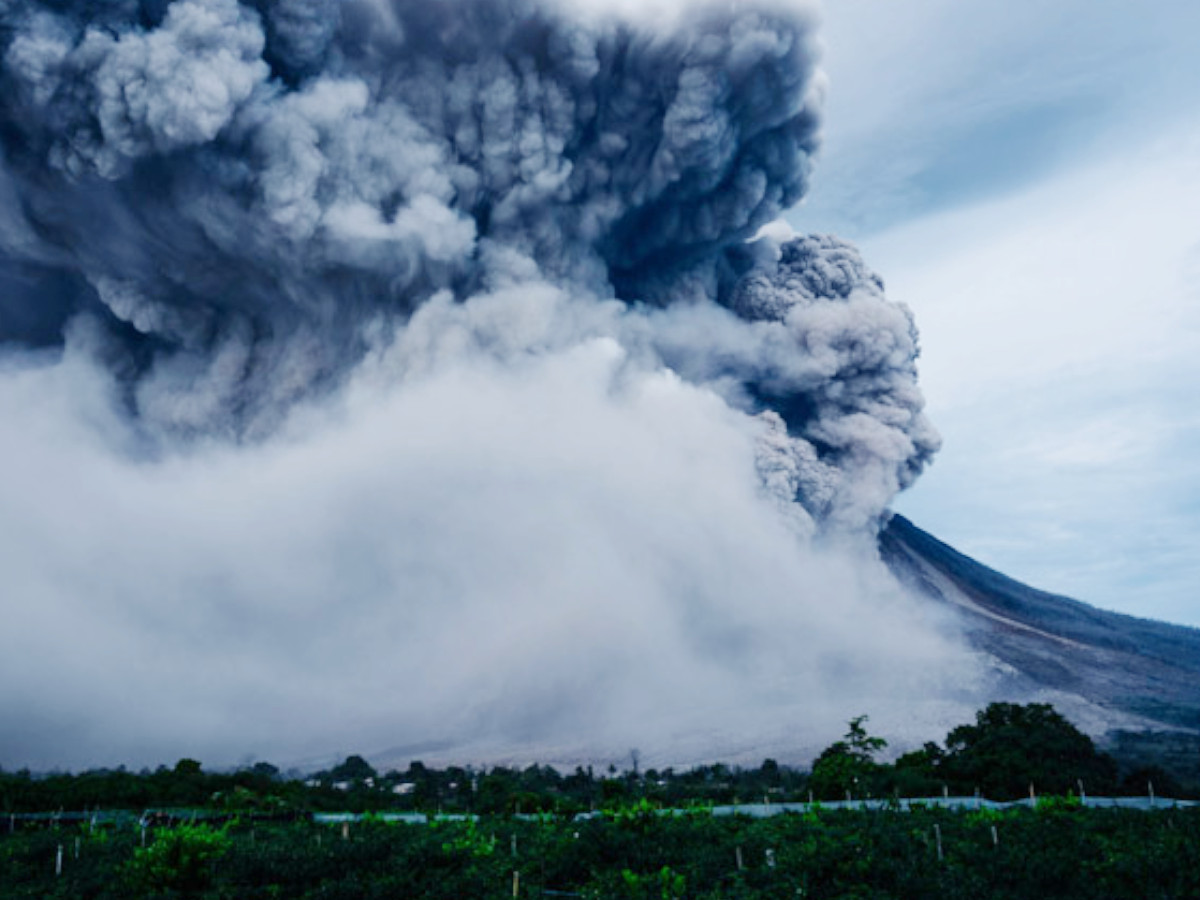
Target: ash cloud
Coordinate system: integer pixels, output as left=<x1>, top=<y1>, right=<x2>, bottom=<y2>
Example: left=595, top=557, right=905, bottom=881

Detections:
left=0, top=0, right=822, bottom=434
left=0, top=0, right=974, bottom=770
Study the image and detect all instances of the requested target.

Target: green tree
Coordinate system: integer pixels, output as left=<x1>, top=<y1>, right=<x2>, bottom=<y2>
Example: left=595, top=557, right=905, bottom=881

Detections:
left=809, top=715, right=888, bottom=800
left=247, top=761, right=280, bottom=780
left=329, top=754, right=377, bottom=783
left=941, top=702, right=1118, bottom=799
left=892, top=741, right=946, bottom=796
left=759, top=758, right=781, bottom=787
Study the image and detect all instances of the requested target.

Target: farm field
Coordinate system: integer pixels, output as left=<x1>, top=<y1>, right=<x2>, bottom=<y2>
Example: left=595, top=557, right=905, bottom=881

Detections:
left=4, top=802, right=1200, bottom=899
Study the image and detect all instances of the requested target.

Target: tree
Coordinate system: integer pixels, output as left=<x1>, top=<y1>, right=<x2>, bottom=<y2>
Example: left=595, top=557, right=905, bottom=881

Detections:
left=940, top=702, right=1118, bottom=799
left=809, top=716, right=888, bottom=800
left=248, top=761, right=280, bottom=780
left=329, top=754, right=377, bottom=783
left=1120, top=764, right=1182, bottom=799
left=892, top=741, right=946, bottom=797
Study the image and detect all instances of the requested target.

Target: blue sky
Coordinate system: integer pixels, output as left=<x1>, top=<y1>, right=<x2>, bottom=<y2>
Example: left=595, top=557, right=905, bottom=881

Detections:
left=790, top=0, right=1200, bottom=625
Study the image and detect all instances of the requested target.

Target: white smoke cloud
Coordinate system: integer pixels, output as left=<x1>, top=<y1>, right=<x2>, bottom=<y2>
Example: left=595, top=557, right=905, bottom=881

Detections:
left=0, top=285, right=979, bottom=770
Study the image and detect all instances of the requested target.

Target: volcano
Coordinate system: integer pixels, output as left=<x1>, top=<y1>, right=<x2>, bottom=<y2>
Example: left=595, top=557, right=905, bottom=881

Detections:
left=881, top=515, right=1200, bottom=736
left=1, top=0, right=1195, bottom=773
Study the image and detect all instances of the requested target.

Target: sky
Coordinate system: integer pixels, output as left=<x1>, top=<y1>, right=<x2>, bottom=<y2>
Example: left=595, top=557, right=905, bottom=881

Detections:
left=789, top=0, right=1200, bottom=627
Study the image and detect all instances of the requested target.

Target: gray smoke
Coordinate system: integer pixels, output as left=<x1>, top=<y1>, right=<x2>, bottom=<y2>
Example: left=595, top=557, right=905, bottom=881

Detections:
left=1, top=0, right=815, bottom=415
left=0, top=0, right=934, bottom=531
left=0, top=0, right=971, bottom=769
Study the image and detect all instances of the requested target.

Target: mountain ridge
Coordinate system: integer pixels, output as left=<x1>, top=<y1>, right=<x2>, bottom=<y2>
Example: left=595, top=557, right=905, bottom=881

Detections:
left=880, top=514, right=1200, bottom=733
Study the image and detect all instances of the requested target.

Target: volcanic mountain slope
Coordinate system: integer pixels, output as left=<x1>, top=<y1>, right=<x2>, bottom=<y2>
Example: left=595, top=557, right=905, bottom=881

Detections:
left=880, top=515, right=1200, bottom=733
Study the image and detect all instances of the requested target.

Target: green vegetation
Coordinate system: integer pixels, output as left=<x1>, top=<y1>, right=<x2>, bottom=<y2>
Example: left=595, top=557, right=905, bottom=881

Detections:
left=2, top=703, right=1198, bottom=898
left=3, top=703, right=1186, bottom=816
left=123, top=823, right=231, bottom=898
left=890, top=703, right=1123, bottom=800
left=808, top=715, right=889, bottom=800
left=4, top=804, right=1200, bottom=898
left=2, top=703, right=1195, bottom=818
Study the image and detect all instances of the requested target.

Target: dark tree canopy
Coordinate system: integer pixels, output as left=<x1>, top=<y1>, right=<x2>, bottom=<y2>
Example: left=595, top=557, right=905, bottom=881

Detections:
left=939, top=702, right=1118, bottom=799
left=328, top=755, right=377, bottom=783
left=173, top=759, right=203, bottom=777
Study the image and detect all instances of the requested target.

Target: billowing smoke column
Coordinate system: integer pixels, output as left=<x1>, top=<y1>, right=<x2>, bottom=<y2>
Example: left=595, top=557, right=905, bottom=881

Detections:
left=0, top=0, right=983, bottom=771
left=0, top=0, right=934, bottom=533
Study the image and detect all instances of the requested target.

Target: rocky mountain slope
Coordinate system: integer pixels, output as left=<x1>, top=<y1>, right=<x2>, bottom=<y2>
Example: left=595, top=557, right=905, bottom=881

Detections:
left=880, top=514, right=1200, bottom=733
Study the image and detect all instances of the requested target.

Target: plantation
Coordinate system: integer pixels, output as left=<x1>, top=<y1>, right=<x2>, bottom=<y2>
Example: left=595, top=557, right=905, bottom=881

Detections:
left=4, top=803, right=1200, bottom=899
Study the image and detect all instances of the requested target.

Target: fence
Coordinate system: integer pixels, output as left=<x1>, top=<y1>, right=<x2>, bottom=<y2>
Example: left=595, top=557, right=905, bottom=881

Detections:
left=5, top=794, right=1195, bottom=833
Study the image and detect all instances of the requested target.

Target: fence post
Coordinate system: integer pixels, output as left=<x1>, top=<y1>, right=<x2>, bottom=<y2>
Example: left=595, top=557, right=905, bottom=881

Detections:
left=55, top=843, right=63, bottom=877
left=991, top=825, right=998, bottom=847
left=933, top=824, right=943, bottom=862
left=512, top=870, right=520, bottom=897
left=736, top=846, right=744, bottom=870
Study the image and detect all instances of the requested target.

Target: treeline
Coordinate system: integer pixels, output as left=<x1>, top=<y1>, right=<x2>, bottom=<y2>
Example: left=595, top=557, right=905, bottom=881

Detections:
left=1, top=704, right=1193, bottom=816
left=811, top=704, right=1189, bottom=802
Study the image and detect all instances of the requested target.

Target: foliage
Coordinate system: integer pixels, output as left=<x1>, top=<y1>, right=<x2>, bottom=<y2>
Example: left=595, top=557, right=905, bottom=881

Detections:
left=3, top=806, right=1200, bottom=899
left=940, top=703, right=1119, bottom=799
left=809, top=716, right=888, bottom=800
left=3, top=702, right=1199, bottom=900
left=0, top=703, right=1191, bottom=825
left=436, top=817, right=496, bottom=858
left=1036, top=793, right=1083, bottom=814
left=123, top=823, right=231, bottom=898
left=617, top=865, right=686, bottom=899
left=326, top=755, right=377, bottom=784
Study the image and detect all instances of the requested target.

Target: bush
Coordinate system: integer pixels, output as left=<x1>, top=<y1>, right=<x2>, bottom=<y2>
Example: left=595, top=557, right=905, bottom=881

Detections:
left=123, top=823, right=231, bottom=898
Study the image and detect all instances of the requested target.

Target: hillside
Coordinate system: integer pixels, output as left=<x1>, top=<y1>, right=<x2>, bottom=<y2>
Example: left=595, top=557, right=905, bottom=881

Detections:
left=880, top=515, right=1200, bottom=733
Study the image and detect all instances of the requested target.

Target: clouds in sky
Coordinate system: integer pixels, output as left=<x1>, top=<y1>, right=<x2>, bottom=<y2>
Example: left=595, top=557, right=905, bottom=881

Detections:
left=798, top=0, right=1200, bottom=236
left=871, top=131, right=1200, bottom=626
left=791, top=0, right=1200, bottom=626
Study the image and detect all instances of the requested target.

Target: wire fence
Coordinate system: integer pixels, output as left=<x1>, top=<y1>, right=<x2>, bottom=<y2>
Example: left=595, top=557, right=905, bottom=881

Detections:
left=701, top=796, right=1200, bottom=815
left=310, top=794, right=1200, bottom=821
left=4, top=794, right=1195, bottom=832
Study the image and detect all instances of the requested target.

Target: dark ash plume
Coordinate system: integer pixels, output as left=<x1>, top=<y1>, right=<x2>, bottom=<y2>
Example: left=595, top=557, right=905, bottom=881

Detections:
left=0, top=0, right=927, bottom=526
